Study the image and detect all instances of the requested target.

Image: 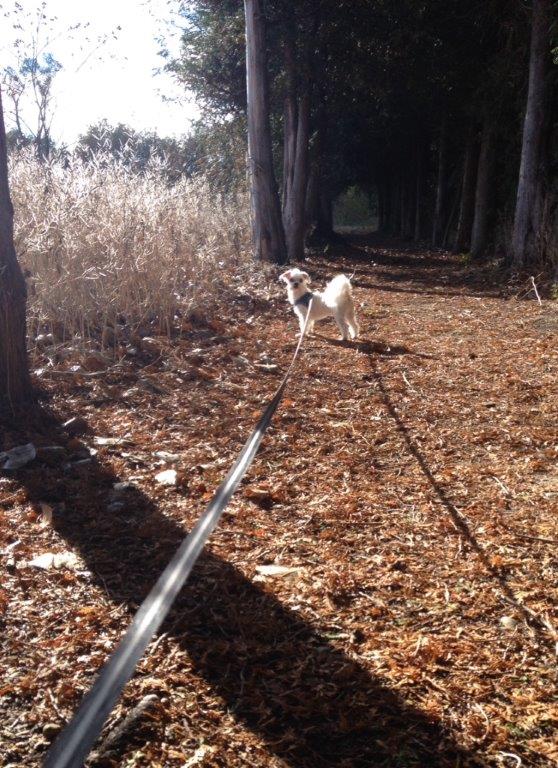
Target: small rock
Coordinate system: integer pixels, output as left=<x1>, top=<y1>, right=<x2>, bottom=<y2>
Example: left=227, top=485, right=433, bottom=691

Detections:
left=0, top=443, right=37, bottom=471
left=42, top=722, right=62, bottom=740
left=63, top=417, right=89, bottom=436
left=29, top=551, right=81, bottom=570
left=155, top=469, right=177, bottom=486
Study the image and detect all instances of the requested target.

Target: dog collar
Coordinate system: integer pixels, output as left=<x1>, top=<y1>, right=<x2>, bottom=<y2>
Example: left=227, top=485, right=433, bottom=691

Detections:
left=295, top=291, right=313, bottom=308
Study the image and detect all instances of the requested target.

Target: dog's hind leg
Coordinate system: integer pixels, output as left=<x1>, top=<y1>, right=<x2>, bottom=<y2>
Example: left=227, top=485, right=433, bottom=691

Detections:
left=347, top=307, right=359, bottom=339
left=334, top=310, right=350, bottom=340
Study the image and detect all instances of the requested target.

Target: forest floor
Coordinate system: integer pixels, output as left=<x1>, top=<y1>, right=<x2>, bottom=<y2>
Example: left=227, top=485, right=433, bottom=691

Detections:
left=1, top=235, right=557, bottom=768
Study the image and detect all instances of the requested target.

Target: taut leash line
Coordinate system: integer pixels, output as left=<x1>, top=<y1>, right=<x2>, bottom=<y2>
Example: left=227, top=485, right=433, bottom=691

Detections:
left=44, top=303, right=313, bottom=768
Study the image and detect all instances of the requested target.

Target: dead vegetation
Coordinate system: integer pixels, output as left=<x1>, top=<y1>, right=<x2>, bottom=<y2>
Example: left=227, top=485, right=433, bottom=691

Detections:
left=0, top=237, right=557, bottom=767
left=9, top=150, right=251, bottom=351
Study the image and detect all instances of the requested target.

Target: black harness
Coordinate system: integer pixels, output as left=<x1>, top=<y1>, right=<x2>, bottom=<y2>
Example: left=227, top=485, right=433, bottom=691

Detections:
left=295, top=291, right=313, bottom=308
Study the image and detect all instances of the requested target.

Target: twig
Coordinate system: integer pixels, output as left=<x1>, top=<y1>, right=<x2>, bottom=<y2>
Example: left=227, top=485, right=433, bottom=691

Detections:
left=401, top=372, right=416, bottom=392
left=507, top=531, right=558, bottom=545
left=490, top=475, right=512, bottom=497
left=530, top=276, right=542, bottom=305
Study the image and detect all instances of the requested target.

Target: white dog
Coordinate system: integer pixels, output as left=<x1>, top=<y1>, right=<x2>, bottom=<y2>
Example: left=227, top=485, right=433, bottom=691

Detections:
left=279, top=268, right=359, bottom=340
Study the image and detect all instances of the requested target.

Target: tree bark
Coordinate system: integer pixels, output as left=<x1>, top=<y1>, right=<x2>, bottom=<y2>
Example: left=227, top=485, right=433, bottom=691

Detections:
left=282, top=32, right=297, bottom=210
left=282, top=24, right=313, bottom=262
left=511, top=0, right=551, bottom=268
left=304, top=160, right=319, bottom=234
left=0, top=85, right=32, bottom=411
left=289, top=90, right=310, bottom=258
left=244, top=0, right=287, bottom=264
left=470, top=118, right=493, bottom=259
left=432, top=118, right=448, bottom=246
left=454, top=135, right=478, bottom=251
left=414, top=147, right=423, bottom=241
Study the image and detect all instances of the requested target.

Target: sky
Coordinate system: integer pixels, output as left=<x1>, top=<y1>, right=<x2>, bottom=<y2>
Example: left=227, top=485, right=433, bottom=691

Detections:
left=0, top=0, right=199, bottom=147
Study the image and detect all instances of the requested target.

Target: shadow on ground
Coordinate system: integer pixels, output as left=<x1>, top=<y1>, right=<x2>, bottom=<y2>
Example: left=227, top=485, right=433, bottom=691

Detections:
left=307, top=234, right=504, bottom=300
left=3, top=402, right=483, bottom=768
left=361, top=353, right=546, bottom=640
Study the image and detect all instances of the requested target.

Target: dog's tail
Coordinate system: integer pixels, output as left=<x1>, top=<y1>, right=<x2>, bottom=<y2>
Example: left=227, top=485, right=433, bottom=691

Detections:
left=322, top=274, right=352, bottom=307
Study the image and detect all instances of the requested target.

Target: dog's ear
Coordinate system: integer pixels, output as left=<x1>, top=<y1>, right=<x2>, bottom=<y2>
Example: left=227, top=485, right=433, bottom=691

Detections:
left=279, top=271, right=291, bottom=283
left=300, top=271, right=310, bottom=283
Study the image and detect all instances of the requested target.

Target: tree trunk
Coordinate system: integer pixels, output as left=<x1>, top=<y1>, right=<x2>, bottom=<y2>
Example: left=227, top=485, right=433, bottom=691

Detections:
left=432, top=118, right=448, bottom=246
left=442, top=184, right=460, bottom=248
left=283, top=91, right=311, bottom=261
left=0, top=86, right=32, bottom=411
left=414, top=149, right=423, bottom=241
left=470, top=118, right=493, bottom=259
left=282, top=33, right=297, bottom=210
left=282, top=25, right=313, bottom=262
left=304, top=160, right=319, bottom=234
left=454, top=135, right=478, bottom=251
left=511, top=0, right=551, bottom=268
left=244, top=0, right=287, bottom=264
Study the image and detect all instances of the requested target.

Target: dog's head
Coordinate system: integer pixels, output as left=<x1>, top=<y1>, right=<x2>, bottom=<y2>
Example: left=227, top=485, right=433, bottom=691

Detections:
left=279, top=268, right=310, bottom=292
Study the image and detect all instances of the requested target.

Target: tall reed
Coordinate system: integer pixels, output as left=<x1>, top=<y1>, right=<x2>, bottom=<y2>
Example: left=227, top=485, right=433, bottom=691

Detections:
left=9, top=150, right=251, bottom=345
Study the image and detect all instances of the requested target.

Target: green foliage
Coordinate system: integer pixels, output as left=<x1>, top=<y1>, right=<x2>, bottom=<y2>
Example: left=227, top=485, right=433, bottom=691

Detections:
left=165, top=1, right=246, bottom=117
left=75, top=117, right=247, bottom=190
left=334, top=186, right=377, bottom=228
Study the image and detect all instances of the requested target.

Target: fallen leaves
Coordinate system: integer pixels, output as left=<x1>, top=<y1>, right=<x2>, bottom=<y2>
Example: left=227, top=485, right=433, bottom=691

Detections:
left=0, top=240, right=556, bottom=767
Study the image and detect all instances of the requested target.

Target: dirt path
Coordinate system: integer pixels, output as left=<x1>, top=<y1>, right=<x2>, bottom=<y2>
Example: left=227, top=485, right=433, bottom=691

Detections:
left=1, top=237, right=556, bottom=767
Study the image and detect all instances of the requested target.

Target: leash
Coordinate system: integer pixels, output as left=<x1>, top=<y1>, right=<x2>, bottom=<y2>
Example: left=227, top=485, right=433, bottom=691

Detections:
left=44, top=302, right=313, bottom=768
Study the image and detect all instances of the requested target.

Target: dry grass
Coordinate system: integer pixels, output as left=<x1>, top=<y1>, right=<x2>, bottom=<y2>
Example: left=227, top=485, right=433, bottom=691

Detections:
left=9, top=150, right=252, bottom=347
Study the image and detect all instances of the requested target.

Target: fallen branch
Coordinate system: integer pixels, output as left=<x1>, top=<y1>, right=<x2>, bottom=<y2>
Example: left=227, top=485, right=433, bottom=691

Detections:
left=90, top=694, right=159, bottom=761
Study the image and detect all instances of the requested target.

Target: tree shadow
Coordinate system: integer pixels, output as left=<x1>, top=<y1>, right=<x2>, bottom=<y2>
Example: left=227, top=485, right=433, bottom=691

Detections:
left=3, top=404, right=484, bottom=767
left=363, top=354, right=546, bottom=639
left=306, top=234, right=503, bottom=300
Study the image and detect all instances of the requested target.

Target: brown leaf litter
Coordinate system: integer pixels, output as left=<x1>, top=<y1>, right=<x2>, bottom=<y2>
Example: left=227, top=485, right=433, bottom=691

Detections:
left=0, top=235, right=556, bottom=767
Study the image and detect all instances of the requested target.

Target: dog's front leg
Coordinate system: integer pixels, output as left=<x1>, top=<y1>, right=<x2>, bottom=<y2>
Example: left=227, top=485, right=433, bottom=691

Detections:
left=294, top=309, right=307, bottom=337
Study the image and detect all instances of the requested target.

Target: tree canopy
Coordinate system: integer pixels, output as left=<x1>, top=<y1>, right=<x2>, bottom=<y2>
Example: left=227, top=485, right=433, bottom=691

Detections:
left=166, top=0, right=556, bottom=268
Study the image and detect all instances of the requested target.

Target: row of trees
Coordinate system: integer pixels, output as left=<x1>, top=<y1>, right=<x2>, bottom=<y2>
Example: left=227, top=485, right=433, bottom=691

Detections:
left=1, top=0, right=556, bottom=410
left=169, top=0, right=557, bottom=270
